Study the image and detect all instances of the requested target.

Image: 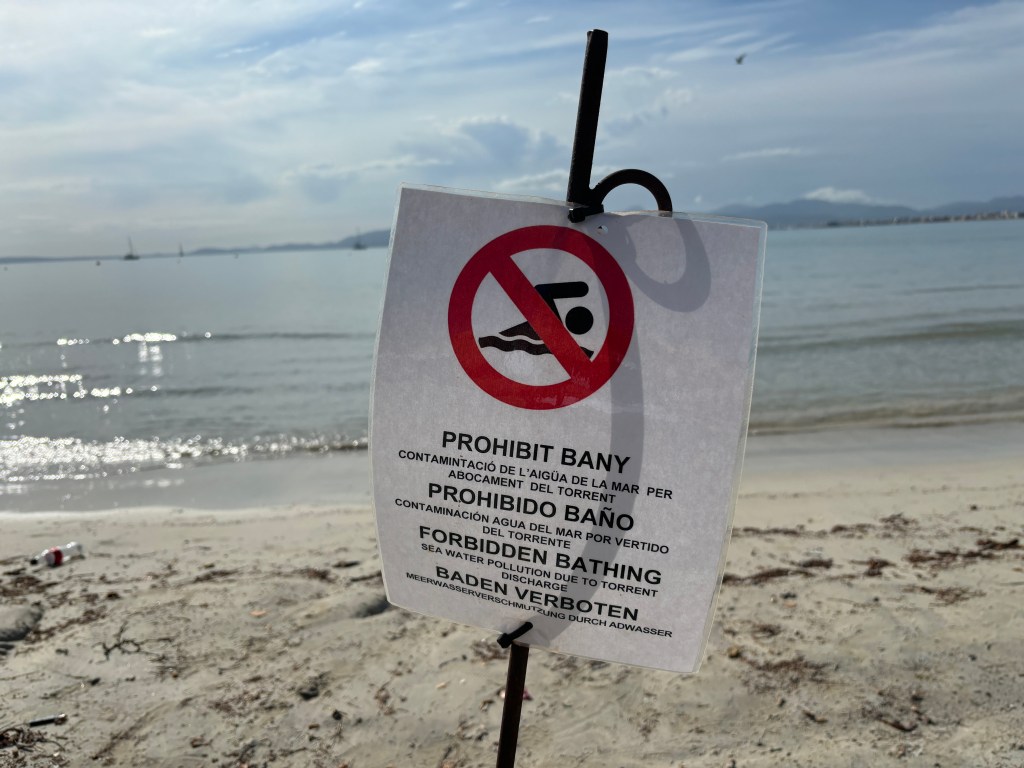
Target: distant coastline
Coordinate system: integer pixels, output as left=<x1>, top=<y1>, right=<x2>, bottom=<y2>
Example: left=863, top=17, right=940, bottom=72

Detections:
left=712, top=193, right=1024, bottom=231
left=819, top=209, right=1022, bottom=229
left=0, top=230, right=392, bottom=265
left=3, top=194, right=1022, bottom=264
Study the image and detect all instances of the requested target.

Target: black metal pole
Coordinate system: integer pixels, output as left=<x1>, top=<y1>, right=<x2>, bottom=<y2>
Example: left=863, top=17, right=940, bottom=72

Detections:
left=566, top=29, right=608, bottom=209
left=495, top=641, right=531, bottom=768
left=495, top=30, right=616, bottom=768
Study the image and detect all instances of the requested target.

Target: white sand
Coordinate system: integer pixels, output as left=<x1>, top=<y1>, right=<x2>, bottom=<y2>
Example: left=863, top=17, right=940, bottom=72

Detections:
left=1, top=430, right=1022, bottom=767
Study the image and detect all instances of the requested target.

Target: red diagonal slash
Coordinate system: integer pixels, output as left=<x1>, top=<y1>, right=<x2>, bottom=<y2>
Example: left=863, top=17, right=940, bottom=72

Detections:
left=487, top=254, right=594, bottom=378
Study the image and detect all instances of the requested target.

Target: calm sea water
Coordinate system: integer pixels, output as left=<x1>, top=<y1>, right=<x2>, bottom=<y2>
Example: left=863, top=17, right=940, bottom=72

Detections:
left=1, top=219, right=1022, bottom=496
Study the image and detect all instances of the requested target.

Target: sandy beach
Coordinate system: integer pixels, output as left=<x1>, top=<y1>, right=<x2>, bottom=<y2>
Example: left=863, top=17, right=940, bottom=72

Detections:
left=2, top=428, right=1022, bottom=767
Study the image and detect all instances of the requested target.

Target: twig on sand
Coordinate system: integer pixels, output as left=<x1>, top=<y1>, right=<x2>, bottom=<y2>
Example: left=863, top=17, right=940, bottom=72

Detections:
left=97, top=621, right=174, bottom=660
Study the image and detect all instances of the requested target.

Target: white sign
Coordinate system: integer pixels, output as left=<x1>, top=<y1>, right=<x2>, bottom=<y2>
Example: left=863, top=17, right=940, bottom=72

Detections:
left=371, top=185, right=765, bottom=673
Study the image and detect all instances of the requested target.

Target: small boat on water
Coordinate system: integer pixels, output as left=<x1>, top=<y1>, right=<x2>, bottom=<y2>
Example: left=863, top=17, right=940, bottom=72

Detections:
left=124, top=238, right=140, bottom=261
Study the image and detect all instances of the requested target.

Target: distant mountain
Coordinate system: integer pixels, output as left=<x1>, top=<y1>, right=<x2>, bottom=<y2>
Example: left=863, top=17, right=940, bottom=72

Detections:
left=712, top=195, right=1024, bottom=229
left=191, top=228, right=391, bottom=256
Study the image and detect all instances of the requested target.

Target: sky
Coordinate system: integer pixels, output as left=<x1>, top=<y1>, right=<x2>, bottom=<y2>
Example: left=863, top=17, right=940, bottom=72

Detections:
left=2, top=0, right=1022, bottom=257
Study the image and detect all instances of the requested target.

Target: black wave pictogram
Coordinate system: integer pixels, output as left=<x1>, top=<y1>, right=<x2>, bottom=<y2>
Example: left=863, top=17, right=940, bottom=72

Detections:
left=478, top=281, right=595, bottom=359
left=479, top=336, right=573, bottom=355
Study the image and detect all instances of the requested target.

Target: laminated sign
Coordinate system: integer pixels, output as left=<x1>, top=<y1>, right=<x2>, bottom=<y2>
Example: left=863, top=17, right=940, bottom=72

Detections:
left=371, top=185, right=765, bottom=673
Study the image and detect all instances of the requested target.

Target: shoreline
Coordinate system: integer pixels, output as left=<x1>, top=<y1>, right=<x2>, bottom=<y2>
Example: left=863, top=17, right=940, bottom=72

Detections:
left=3, top=420, right=1022, bottom=515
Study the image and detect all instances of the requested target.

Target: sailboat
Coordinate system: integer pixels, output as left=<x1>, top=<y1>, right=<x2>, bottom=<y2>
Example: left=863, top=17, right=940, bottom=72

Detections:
left=124, top=238, right=140, bottom=261
left=352, top=230, right=367, bottom=250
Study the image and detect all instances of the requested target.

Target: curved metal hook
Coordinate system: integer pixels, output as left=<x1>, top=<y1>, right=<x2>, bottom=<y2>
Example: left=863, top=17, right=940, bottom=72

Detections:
left=593, top=169, right=673, bottom=213
left=567, top=169, right=674, bottom=223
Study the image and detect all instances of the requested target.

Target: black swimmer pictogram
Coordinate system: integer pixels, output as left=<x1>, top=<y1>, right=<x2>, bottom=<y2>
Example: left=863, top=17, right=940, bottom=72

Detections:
left=478, top=281, right=595, bottom=358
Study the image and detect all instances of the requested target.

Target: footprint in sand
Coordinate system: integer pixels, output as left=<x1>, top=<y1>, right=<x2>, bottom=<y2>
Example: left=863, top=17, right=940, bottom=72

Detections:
left=0, top=603, right=44, bottom=658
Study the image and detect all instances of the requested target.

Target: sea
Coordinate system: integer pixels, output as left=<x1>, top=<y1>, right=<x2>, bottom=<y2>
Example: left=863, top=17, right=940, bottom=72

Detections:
left=1, top=219, right=1022, bottom=509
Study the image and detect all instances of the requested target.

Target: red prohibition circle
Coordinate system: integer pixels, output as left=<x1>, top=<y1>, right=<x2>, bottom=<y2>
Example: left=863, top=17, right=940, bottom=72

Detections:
left=448, top=225, right=634, bottom=410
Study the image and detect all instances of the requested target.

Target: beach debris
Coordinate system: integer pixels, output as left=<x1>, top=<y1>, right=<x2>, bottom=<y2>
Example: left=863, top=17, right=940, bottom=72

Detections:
left=294, top=566, right=335, bottom=582
left=1, top=724, right=36, bottom=750
left=801, top=707, right=828, bottom=724
left=740, top=654, right=829, bottom=690
left=864, top=687, right=935, bottom=733
left=498, top=687, right=532, bottom=701
left=906, top=536, right=1020, bottom=571
left=1, top=719, right=68, bottom=761
left=227, top=738, right=262, bottom=766
left=830, top=522, right=873, bottom=536
left=876, top=714, right=917, bottom=732
left=733, top=525, right=805, bottom=537
left=796, top=557, right=833, bottom=569
left=375, top=683, right=395, bottom=715
left=751, top=622, right=782, bottom=638
left=250, top=609, right=268, bottom=618
left=976, top=536, right=1020, bottom=551
left=30, top=542, right=84, bottom=568
left=858, top=558, right=893, bottom=577
left=904, top=585, right=984, bottom=605
left=97, top=621, right=174, bottom=664
left=27, top=713, right=67, bottom=728
left=880, top=513, right=917, bottom=531
left=471, top=638, right=506, bottom=662
left=298, top=672, right=329, bottom=700
left=722, top=566, right=812, bottom=585
left=193, top=568, right=237, bottom=583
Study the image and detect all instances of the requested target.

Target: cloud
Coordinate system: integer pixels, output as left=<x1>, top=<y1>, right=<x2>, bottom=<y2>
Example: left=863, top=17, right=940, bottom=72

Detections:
left=722, top=147, right=814, bottom=162
left=140, top=27, right=177, bottom=39
left=803, top=187, right=875, bottom=204
left=610, top=66, right=675, bottom=81
left=395, top=116, right=566, bottom=186
left=665, top=29, right=790, bottom=64
left=356, top=156, right=444, bottom=173
left=283, top=154, right=444, bottom=202
left=604, top=87, right=694, bottom=138
left=347, top=58, right=387, bottom=76
left=494, top=169, right=568, bottom=196
left=284, top=163, right=355, bottom=203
